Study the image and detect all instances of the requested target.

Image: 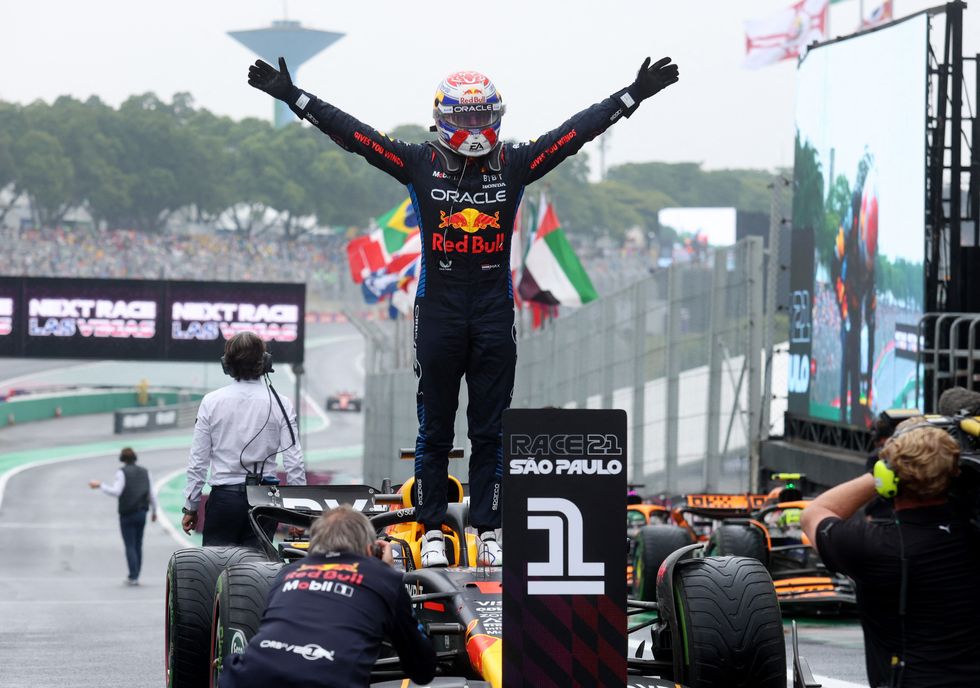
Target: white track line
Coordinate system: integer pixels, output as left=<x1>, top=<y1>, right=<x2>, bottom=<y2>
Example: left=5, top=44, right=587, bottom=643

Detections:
left=0, top=448, right=119, bottom=512
left=154, top=466, right=195, bottom=549
left=0, top=360, right=104, bottom=391
left=787, top=670, right=866, bottom=688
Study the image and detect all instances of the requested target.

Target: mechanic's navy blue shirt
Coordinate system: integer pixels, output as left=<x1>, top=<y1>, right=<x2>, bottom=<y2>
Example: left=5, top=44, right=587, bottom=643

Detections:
left=218, top=552, right=435, bottom=688
left=816, top=503, right=980, bottom=688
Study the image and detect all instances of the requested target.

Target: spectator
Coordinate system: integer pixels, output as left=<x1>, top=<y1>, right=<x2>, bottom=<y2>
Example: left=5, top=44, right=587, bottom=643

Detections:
left=88, top=447, right=158, bottom=586
left=801, top=422, right=980, bottom=687
left=218, top=505, right=435, bottom=688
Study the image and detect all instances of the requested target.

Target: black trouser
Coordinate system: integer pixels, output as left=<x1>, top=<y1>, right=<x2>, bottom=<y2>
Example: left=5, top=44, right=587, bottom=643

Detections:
left=413, top=299, right=515, bottom=532
left=203, top=486, right=274, bottom=548
left=119, top=508, right=147, bottom=580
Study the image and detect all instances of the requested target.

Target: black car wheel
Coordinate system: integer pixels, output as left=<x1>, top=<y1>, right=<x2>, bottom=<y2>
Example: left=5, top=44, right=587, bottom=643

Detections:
left=706, top=523, right=769, bottom=566
left=674, top=556, right=785, bottom=687
left=165, top=547, right=265, bottom=688
left=210, top=561, right=284, bottom=687
left=632, top=525, right=695, bottom=601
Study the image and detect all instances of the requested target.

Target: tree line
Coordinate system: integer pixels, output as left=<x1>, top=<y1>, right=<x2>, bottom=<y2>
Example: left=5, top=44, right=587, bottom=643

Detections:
left=0, top=94, right=778, bottom=237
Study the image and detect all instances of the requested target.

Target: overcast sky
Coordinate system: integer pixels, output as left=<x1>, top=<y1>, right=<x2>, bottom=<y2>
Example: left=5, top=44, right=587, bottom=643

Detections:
left=1, top=0, right=975, bottom=176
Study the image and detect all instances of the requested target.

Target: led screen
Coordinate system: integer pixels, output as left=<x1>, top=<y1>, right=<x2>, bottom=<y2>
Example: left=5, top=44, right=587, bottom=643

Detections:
left=0, top=277, right=305, bottom=363
left=789, top=14, right=927, bottom=428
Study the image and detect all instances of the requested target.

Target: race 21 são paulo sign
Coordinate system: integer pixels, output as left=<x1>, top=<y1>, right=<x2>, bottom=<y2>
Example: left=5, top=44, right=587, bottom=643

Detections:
left=0, top=276, right=305, bottom=362
left=502, top=408, right=627, bottom=687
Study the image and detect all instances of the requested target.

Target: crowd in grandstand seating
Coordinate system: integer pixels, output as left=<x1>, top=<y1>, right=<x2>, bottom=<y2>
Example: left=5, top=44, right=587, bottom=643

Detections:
left=0, top=225, right=665, bottom=307
left=0, top=226, right=352, bottom=303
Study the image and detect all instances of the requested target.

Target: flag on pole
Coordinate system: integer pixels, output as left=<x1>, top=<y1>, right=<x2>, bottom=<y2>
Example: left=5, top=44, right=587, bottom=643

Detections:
left=375, top=198, right=419, bottom=254
left=511, top=198, right=525, bottom=308
left=861, top=0, right=893, bottom=28
left=346, top=231, right=389, bottom=284
left=743, top=0, right=829, bottom=69
left=518, top=197, right=597, bottom=307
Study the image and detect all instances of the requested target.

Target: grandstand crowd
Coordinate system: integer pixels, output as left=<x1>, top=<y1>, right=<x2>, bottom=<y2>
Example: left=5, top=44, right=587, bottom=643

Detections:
left=0, top=226, right=350, bottom=304
left=0, top=224, right=663, bottom=307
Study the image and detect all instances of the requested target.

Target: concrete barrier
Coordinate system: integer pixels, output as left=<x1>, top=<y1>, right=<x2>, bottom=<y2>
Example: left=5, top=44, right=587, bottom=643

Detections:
left=0, top=388, right=203, bottom=428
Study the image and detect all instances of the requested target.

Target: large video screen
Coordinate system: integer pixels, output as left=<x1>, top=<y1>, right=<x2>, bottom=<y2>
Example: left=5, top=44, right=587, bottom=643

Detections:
left=0, top=277, right=305, bottom=363
left=789, top=14, right=927, bottom=428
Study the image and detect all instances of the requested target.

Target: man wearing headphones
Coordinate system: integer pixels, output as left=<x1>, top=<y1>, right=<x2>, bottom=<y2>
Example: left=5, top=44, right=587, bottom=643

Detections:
left=801, top=421, right=980, bottom=687
left=182, top=331, right=306, bottom=547
left=247, top=54, right=679, bottom=567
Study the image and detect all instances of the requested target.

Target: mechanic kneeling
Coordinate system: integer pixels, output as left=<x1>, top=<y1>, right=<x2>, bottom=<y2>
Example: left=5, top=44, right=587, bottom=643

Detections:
left=801, top=421, right=980, bottom=688
left=219, top=506, right=436, bottom=688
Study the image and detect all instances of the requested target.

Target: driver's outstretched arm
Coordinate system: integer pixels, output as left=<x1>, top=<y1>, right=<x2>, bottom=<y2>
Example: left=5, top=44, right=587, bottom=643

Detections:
left=248, top=57, right=417, bottom=184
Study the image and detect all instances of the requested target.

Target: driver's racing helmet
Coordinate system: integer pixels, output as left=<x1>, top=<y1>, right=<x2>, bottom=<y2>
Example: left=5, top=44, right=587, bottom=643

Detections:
left=433, top=71, right=505, bottom=158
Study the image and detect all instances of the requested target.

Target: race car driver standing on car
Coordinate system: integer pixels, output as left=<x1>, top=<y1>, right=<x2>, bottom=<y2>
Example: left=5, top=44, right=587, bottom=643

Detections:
left=801, top=421, right=980, bottom=687
left=248, top=55, right=679, bottom=567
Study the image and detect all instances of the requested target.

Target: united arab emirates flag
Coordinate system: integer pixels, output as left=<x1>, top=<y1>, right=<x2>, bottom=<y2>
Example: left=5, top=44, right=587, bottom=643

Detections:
left=518, top=198, right=597, bottom=307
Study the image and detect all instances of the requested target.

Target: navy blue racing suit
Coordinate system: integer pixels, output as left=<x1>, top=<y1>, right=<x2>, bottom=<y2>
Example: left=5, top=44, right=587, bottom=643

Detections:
left=218, top=552, right=435, bottom=688
left=286, top=84, right=643, bottom=531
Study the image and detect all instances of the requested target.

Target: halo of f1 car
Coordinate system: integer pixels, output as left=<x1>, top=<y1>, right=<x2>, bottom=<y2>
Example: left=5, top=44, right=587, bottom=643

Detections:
left=166, top=449, right=787, bottom=688
left=628, top=475, right=856, bottom=616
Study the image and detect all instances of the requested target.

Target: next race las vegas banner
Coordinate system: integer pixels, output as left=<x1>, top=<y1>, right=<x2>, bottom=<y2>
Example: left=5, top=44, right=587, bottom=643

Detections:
left=0, top=276, right=305, bottom=363
left=502, top=408, right=627, bottom=687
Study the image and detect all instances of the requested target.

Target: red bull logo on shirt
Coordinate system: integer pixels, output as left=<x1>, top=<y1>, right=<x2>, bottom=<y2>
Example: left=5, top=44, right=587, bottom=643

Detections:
left=438, top=208, right=501, bottom=233
left=285, top=562, right=364, bottom=585
left=434, top=208, right=504, bottom=255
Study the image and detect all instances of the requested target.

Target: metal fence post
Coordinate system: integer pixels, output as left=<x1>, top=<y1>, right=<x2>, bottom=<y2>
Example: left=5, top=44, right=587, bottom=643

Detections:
left=761, top=180, right=785, bottom=442
left=705, top=254, right=728, bottom=490
left=747, top=237, right=765, bottom=492
left=665, top=265, right=681, bottom=492
left=602, top=298, right=614, bottom=410
left=632, top=280, right=647, bottom=483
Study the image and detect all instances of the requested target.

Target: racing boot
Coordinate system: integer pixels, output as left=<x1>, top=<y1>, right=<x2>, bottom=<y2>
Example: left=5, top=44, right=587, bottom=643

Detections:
left=477, top=530, right=502, bottom=567
left=421, top=529, right=449, bottom=567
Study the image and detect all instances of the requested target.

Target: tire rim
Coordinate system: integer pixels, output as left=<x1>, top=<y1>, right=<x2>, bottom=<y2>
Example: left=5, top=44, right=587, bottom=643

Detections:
left=209, top=598, right=221, bottom=688
left=164, top=573, right=173, bottom=687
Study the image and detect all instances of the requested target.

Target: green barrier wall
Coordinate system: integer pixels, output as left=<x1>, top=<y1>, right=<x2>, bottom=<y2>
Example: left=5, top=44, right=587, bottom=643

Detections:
left=0, top=390, right=204, bottom=428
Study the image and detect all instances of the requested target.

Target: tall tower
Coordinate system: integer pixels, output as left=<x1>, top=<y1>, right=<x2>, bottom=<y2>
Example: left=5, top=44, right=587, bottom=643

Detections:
left=229, top=19, right=344, bottom=127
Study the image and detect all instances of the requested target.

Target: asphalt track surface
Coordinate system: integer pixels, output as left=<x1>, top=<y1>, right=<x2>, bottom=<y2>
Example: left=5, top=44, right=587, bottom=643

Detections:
left=0, top=322, right=870, bottom=687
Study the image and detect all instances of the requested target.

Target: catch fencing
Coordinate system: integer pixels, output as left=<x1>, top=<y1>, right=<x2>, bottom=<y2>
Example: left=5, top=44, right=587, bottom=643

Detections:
left=359, top=237, right=767, bottom=494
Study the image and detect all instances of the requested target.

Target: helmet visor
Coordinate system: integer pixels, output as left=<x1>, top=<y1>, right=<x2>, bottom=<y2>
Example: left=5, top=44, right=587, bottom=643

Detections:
left=437, top=103, right=503, bottom=130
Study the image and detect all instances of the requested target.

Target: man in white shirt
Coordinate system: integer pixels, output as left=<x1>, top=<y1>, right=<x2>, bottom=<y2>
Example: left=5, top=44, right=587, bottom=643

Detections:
left=181, top=332, right=307, bottom=547
left=89, top=447, right=158, bottom=585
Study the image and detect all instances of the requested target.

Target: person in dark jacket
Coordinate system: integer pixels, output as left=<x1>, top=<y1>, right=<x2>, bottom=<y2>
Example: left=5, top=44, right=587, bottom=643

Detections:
left=802, top=422, right=980, bottom=687
left=219, top=505, right=435, bottom=688
left=247, top=54, right=679, bottom=567
left=89, top=447, right=157, bottom=585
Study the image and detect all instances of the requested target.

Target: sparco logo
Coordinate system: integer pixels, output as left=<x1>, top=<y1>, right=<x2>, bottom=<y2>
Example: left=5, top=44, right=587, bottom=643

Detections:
left=526, top=497, right=603, bottom=595
left=258, top=640, right=335, bottom=661
left=509, top=433, right=623, bottom=456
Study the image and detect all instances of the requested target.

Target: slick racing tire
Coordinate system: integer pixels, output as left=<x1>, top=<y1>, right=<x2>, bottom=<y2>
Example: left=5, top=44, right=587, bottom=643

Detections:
left=706, top=523, right=769, bottom=566
left=166, top=546, right=266, bottom=688
left=674, top=556, right=785, bottom=688
left=633, top=525, right=694, bottom=601
left=210, top=562, right=284, bottom=688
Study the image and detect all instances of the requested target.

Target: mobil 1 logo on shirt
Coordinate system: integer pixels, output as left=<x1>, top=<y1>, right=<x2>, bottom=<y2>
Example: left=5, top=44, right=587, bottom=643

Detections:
left=502, top=408, right=626, bottom=687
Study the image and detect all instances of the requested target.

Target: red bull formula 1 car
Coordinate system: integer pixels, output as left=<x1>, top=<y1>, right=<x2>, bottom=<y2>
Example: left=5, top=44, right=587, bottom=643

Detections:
left=166, top=468, right=786, bottom=687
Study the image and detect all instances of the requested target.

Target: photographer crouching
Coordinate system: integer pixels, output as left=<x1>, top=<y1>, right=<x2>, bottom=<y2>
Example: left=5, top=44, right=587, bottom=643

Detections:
left=218, top=505, right=435, bottom=688
left=801, top=420, right=980, bottom=687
